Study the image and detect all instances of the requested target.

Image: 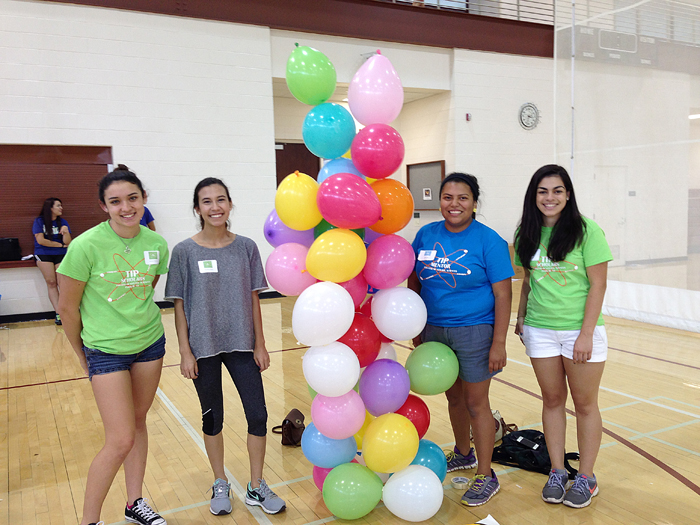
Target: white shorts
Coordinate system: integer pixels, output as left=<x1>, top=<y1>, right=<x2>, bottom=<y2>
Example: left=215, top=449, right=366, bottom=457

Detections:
left=522, top=325, right=608, bottom=362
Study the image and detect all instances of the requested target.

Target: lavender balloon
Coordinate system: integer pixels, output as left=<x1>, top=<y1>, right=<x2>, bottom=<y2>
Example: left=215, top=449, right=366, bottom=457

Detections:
left=264, top=209, right=315, bottom=248
left=359, top=359, right=410, bottom=417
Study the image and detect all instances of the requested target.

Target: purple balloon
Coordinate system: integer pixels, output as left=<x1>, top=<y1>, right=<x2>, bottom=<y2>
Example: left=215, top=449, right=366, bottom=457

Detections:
left=363, top=234, right=415, bottom=290
left=264, top=209, right=315, bottom=248
left=364, top=228, right=383, bottom=245
left=359, top=359, right=410, bottom=417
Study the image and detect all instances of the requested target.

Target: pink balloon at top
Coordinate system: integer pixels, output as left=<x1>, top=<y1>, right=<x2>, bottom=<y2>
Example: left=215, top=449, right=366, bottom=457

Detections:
left=264, top=209, right=314, bottom=248
left=317, top=173, right=382, bottom=229
left=339, top=272, right=369, bottom=309
left=348, top=51, right=404, bottom=126
left=351, top=124, right=405, bottom=180
left=363, top=234, right=416, bottom=290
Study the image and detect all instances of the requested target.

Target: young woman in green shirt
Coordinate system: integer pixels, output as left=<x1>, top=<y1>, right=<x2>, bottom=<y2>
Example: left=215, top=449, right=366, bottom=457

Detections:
left=514, top=165, right=613, bottom=509
left=58, top=165, right=169, bottom=525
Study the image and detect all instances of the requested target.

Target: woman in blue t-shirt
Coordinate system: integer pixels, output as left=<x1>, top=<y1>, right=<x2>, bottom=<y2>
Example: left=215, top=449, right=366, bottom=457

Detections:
left=408, top=172, right=513, bottom=507
left=32, top=197, right=71, bottom=324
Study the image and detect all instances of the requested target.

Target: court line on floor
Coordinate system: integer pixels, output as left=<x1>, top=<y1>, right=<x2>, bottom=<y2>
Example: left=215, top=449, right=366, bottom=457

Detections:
left=608, top=346, right=700, bottom=371
left=154, top=387, right=274, bottom=525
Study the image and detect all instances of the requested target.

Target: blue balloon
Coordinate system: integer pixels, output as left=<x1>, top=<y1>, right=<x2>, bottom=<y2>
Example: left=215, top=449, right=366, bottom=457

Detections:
left=303, top=103, right=356, bottom=160
left=410, top=439, right=447, bottom=482
left=318, top=158, right=364, bottom=184
left=301, top=422, right=358, bottom=468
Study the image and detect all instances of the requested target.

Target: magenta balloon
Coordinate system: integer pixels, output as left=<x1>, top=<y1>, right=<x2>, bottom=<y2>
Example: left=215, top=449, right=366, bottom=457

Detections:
left=313, top=465, right=333, bottom=491
left=264, top=209, right=315, bottom=248
left=363, top=234, right=416, bottom=290
left=359, top=359, right=411, bottom=417
left=311, top=390, right=367, bottom=440
left=317, top=173, right=382, bottom=229
left=339, top=273, right=369, bottom=309
left=350, top=124, right=405, bottom=180
left=348, top=52, right=404, bottom=126
left=265, top=243, right=317, bottom=296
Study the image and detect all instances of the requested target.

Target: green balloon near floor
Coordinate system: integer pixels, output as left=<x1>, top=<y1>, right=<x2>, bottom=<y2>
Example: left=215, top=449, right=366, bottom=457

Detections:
left=405, top=342, right=459, bottom=395
left=322, top=462, right=383, bottom=520
left=314, top=218, right=365, bottom=240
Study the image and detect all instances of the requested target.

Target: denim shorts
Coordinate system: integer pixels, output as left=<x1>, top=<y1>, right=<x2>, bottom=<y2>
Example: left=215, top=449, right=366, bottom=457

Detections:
left=421, top=324, right=498, bottom=384
left=83, top=334, right=166, bottom=380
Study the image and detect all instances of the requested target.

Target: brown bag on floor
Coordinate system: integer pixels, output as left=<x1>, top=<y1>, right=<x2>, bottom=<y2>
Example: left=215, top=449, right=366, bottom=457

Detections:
left=272, top=408, right=305, bottom=446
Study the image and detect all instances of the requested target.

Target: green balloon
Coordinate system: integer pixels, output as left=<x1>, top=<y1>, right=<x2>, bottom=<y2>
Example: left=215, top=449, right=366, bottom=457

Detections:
left=314, top=219, right=365, bottom=240
left=405, top=342, right=460, bottom=395
left=322, top=463, right=383, bottom=520
left=307, top=383, right=317, bottom=400
left=286, top=44, right=337, bottom=106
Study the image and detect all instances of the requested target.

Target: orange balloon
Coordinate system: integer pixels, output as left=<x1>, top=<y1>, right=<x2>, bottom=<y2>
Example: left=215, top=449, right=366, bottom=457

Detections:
left=369, top=179, right=414, bottom=235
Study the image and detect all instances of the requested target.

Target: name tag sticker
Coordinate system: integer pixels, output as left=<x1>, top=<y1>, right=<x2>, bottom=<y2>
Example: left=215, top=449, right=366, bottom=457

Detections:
left=144, top=250, right=160, bottom=265
left=418, top=250, right=437, bottom=261
left=198, top=260, right=218, bottom=273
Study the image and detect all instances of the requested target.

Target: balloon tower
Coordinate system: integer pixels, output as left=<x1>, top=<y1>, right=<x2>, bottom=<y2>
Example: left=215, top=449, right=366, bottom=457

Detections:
left=264, top=44, right=458, bottom=522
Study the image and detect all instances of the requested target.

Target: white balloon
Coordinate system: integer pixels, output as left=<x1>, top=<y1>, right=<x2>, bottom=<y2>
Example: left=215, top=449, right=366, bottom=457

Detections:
left=302, top=342, right=361, bottom=397
left=292, top=281, right=355, bottom=346
left=371, top=287, right=427, bottom=342
left=376, top=342, right=397, bottom=361
left=382, top=465, right=444, bottom=522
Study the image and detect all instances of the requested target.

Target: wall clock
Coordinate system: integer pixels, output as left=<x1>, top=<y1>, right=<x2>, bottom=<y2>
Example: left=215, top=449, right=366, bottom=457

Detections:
left=519, top=102, right=539, bottom=130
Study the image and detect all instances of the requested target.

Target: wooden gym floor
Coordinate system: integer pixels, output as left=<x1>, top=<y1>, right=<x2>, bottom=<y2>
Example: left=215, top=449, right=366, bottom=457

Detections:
left=2, top=284, right=700, bottom=524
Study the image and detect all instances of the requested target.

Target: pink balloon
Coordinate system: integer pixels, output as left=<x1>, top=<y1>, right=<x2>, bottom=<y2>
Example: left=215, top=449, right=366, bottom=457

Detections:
left=264, top=209, right=314, bottom=248
left=339, top=273, right=369, bottom=309
left=363, top=234, right=415, bottom=290
left=317, top=173, right=382, bottom=229
left=311, top=390, right=367, bottom=440
left=348, top=51, right=404, bottom=126
left=350, top=124, right=405, bottom=180
left=265, top=243, right=317, bottom=296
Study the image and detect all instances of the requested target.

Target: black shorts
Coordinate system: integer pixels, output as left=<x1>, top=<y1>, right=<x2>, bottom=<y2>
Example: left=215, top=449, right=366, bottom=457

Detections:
left=35, top=253, right=65, bottom=264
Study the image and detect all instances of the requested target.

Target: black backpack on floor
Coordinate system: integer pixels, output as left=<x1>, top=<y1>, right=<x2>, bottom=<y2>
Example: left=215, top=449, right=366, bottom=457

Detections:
left=492, top=429, right=579, bottom=480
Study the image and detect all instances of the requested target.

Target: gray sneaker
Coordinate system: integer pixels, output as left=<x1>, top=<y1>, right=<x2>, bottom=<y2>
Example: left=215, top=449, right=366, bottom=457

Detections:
left=210, top=478, right=232, bottom=515
left=460, top=469, right=500, bottom=507
left=563, top=473, right=598, bottom=508
left=245, top=479, right=286, bottom=514
left=542, top=469, right=569, bottom=503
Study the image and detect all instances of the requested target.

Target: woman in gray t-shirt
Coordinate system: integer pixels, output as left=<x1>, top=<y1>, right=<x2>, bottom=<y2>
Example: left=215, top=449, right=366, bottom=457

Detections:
left=165, top=177, right=286, bottom=516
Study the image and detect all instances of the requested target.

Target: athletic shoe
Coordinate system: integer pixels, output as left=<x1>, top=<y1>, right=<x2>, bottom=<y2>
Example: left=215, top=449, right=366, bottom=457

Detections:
left=445, top=446, right=478, bottom=472
left=55, top=314, right=62, bottom=325
left=125, top=498, right=166, bottom=525
left=245, top=479, right=286, bottom=514
left=88, top=522, right=105, bottom=525
left=563, top=473, right=599, bottom=508
left=210, top=478, right=232, bottom=515
left=542, top=469, right=569, bottom=503
left=460, top=469, right=500, bottom=507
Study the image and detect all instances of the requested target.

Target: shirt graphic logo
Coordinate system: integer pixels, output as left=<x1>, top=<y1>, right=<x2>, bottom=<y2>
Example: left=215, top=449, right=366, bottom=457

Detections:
left=532, top=243, right=578, bottom=286
left=100, top=254, right=155, bottom=302
left=417, top=242, right=471, bottom=288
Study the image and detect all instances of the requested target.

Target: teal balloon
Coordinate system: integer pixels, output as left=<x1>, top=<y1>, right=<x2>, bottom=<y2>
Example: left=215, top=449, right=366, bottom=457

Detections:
left=303, top=103, right=356, bottom=160
left=314, top=219, right=364, bottom=240
left=405, top=342, right=459, bottom=395
left=410, top=439, right=448, bottom=482
left=322, top=463, right=383, bottom=520
left=286, top=44, right=337, bottom=106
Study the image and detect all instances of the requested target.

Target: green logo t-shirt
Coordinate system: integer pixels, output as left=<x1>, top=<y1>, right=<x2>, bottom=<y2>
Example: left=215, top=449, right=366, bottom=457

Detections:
left=57, top=222, right=169, bottom=354
left=514, top=217, right=613, bottom=330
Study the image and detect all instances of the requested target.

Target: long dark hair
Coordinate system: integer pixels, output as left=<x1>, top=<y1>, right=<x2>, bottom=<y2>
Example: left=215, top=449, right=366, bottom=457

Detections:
left=193, top=177, right=233, bottom=230
left=39, top=198, right=63, bottom=236
left=98, top=164, right=146, bottom=203
left=515, top=164, right=585, bottom=269
left=439, top=172, right=480, bottom=219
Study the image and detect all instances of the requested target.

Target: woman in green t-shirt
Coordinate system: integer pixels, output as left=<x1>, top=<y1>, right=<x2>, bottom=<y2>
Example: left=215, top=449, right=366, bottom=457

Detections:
left=514, top=165, right=612, bottom=510
left=57, top=165, right=169, bottom=525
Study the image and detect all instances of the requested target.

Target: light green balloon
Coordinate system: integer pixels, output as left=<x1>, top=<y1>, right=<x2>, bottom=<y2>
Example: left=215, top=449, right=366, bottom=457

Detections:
left=322, top=463, right=383, bottom=520
left=405, top=342, right=459, bottom=395
left=308, top=383, right=317, bottom=400
left=286, top=44, right=337, bottom=106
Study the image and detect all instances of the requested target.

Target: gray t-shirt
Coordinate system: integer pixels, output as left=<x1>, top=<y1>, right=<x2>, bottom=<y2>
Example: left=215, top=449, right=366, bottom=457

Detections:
left=165, top=235, right=268, bottom=359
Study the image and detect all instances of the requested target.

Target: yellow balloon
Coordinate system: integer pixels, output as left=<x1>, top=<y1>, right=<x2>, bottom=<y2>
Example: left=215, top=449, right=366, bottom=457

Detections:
left=275, top=171, right=322, bottom=231
left=354, top=410, right=375, bottom=450
left=362, top=413, right=419, bottom=473
left=365, top=177, right=377, bottom=184
left=306, top=229, right=367, bottom=283
left=342, top=149, right=352, bottom=159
